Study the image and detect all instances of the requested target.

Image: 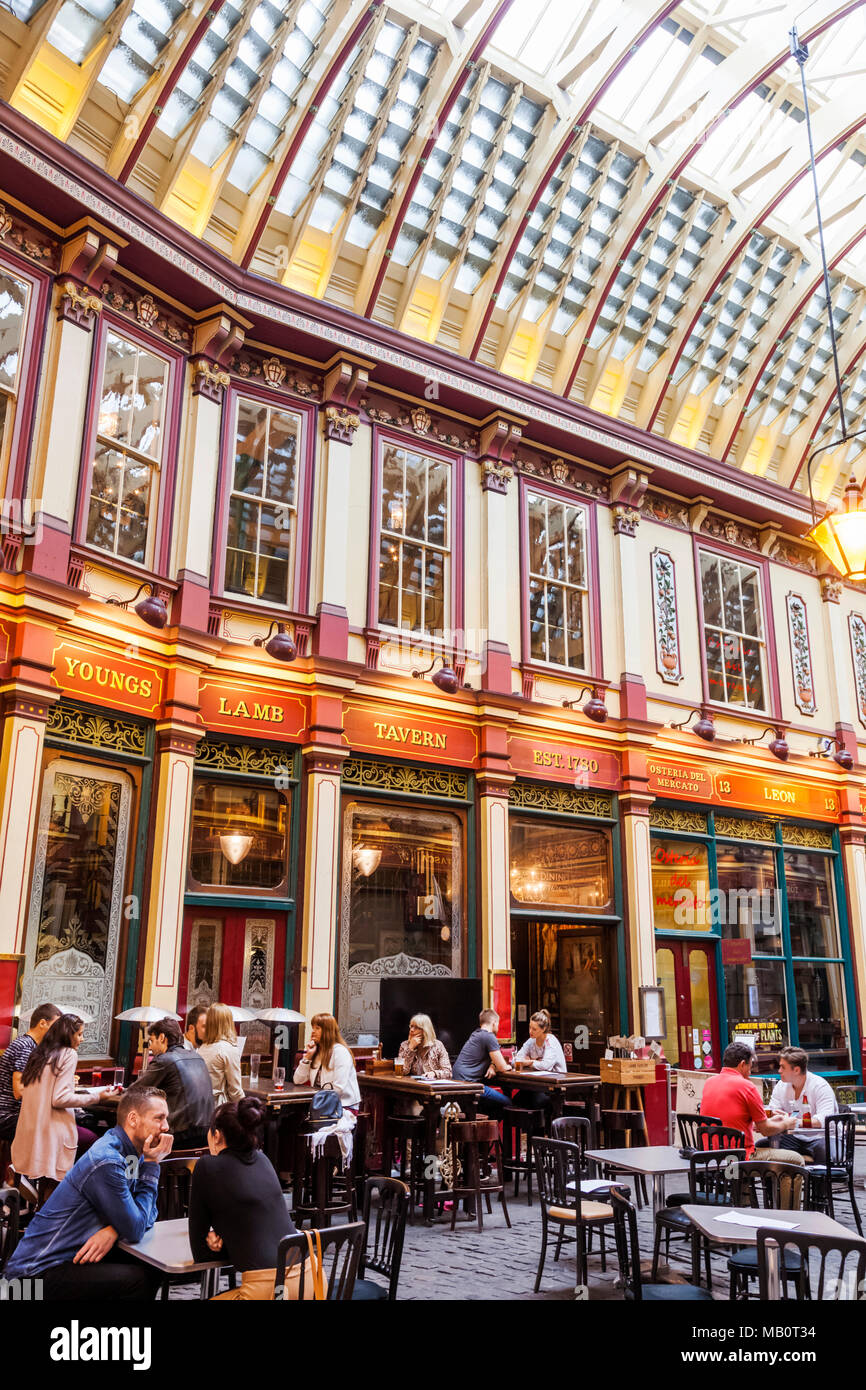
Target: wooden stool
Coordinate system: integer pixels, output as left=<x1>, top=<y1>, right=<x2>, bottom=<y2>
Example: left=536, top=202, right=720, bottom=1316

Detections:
left=609, top=1084, right=649, bottom=1147
left=292, top=1128, right=357, bottom=1228
left=502, top=1108, right=542, bottom=1206
left=383, top=1115, right=425, bottom=1222
left=437, top=1119, right=511, bottom=1233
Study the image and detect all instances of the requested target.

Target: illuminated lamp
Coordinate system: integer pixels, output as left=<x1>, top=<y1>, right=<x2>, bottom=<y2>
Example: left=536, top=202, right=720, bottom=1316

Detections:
left=353, top=844, right=382, bottom=877
left=219, top=832, right=253, bottom=865
left=106, top=581, right=168, bottom=630
left=562, top=685, right=608, bottom=724
left=254, top=621, right=296, bottom=662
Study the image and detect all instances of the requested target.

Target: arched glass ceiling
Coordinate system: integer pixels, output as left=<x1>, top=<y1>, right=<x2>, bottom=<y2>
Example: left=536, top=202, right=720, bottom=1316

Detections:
left=4, top=0, right=866, bottom=498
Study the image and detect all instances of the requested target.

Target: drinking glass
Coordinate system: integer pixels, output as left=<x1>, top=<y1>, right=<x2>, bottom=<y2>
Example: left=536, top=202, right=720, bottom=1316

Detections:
left=249, top=1054, right=261, bottom=1089
left=273, top=1066, right=285, bottom=1091
left=91, top=1068, right=102, bottom=1088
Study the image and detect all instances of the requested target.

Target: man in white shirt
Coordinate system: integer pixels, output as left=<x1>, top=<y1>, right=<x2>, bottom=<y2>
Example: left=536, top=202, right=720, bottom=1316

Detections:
left=768, top=1045, right=837, bottom=1164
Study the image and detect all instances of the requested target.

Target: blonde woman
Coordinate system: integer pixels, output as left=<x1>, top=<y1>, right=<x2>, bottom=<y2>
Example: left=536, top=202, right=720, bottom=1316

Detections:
left=199, top=1004, right=244, bottom=1105
left=397, top=1015, right=451, bottom=1080
left=293, top=1014, right=360, bottom=1119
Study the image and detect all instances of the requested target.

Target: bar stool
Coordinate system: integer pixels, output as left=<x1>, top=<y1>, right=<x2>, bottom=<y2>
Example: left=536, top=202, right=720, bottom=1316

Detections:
left=292, top=1127, right=358, bottom=1229
left=436, top=1119, right=511, bottom=1233
left=383, top=1115, right=425, bottom=1222
left=502, top=1108, right=543, bottom=1205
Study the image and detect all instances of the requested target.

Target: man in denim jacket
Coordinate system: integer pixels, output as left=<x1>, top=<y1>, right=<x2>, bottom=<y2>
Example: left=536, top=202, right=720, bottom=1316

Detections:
left=5, top=1085, right=173, bottom=1299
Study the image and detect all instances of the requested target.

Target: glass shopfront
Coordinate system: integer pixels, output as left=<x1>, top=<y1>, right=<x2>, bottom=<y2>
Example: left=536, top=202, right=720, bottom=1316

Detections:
left=651, top=806, right=858, bottom=1077
left=509, top=788, right=622, bottom=1066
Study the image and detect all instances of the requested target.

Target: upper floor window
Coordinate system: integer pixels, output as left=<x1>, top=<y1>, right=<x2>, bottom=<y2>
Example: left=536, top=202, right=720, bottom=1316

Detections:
left=527, top=490, right=588, bottom=670
left=226, top=397, right=300, bottom=604
left=0, top=267, right=31, bottom=477
left=699, top=551, right=766, bottom=710
left=86, top=330, right=169, bottom=564
left=378, top=443, right=450, bottom=635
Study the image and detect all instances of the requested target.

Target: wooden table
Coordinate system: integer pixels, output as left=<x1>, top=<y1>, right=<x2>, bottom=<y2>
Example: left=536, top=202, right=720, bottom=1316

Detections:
left=119, top=1217, right=224, bottom=1298
left=495, top=1070, right=599, bottom=1118
left=682, top=1204, right=865, bottom=1300
left=358, top=1073, right=483, bottom=1221
left=585, top=1145, right=693, bottom=1219
left=242, top=1082, right=314, bottom=1169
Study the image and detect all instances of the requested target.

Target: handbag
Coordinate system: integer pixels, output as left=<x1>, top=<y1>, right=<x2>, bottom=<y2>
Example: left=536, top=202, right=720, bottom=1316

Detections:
left=303, top=1229, right=327, bottom=1301
left=309, top=1080, right=343, bottom=1124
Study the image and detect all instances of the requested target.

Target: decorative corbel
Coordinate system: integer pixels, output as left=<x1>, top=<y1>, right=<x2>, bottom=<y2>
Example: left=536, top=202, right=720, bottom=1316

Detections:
left=191, top=358, right=231, bottom=403
left=758, top=522, right=781, bottom=557
left=56, top=226, right=121, bottom=331
left=478, top=413, right=523, bottom=494
left=820, top=574, right=843, bottom=604
left=192, top=308, right=248, bottom=366
left=612, top=505, right=641, bottom=536
left=609, top=461, right=650, bottom=536
left=324, top=406, right=361, bottom=444
left=322, top=352, right=372, bottom=444
left=688, top=495, right=713, bottom=533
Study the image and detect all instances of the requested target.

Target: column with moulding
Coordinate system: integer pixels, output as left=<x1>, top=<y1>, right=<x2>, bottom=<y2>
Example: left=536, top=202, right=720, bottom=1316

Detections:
left=610, top=461, right=652, bottom=721
left=818, top=574, right=859, bottom=763
left=836, top=785, right=866, bottom=1036
left=477, top=414, right=523, bottom=694
left=314, top=354, right=372, bottom=662
left=477, top=716, right=514, bottom=1009
left=172, top=312, right=248, bottom=630
left=24, top=227, right=119, bottom=582
left=298, top=692, right=348, bottom=1020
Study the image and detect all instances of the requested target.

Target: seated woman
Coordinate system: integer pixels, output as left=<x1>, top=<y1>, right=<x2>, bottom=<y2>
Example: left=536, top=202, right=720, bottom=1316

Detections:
left=293, top=1014, right=360, bottom=1161
left=198, top=1003, right=244, bottom=1105
left=188, top=1096, right=317, bottom=1300
left=397, top=1014, right=452, bottom=1079
left=511, top=1009, right=566, bottom=1112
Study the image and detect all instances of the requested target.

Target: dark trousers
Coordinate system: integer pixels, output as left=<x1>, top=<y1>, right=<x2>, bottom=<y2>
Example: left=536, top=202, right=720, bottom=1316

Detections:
left=43, top=1248, right=162, bottom=1301
left=778, top=1131, right=827, bottom=1165
left=478, top=1085, right=512, bottom=1116
left=0, top=1116, right=17, bottom=1142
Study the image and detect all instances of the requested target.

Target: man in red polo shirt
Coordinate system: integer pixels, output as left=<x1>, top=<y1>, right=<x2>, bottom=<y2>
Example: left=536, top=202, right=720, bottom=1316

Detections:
left=701, top=1041, right=802, bottom=1161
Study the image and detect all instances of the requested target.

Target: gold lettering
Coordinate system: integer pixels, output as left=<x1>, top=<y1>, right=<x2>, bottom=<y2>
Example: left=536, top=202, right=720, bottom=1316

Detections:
left=423, top=731, right=434, bottom=747
left=236, top=700, right=250, bottom=718
left=80, top=662, right=93, bottom=681
left=411, top=729, right=422, bottom=744
left=374, top=722, right=386, bottom=738
left=435, top=733, right=446, bottom=750
left=533, top=750, right=543, bottom=764
left=219, top=697, right=230, bottom=715
left=110, top=671, right=125, bottom=691
left=252, top=703, right=270, bottom=721
left=139, top=679, right=152, bottom=699
left=127, top=676, right=139, bottom=695
left=270, top=706, right=284, bottom=723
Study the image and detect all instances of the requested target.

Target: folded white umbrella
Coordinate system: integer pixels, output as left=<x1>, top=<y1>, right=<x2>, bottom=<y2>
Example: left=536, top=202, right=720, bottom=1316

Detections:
left=115, top=1006, right=181, bottom=1023
left=228, top=1005, right=258, bottom=1022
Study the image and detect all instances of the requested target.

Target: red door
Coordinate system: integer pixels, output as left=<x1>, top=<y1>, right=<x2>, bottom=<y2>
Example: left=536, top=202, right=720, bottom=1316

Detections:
left=654, top=940, right=720, bottom=1073
left=179, top=907, right=287, bottom=1014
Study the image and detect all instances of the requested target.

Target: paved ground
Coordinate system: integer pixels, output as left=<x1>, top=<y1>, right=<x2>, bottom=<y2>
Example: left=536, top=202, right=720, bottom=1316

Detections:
left=171, top=1142, right=866, bottom=1301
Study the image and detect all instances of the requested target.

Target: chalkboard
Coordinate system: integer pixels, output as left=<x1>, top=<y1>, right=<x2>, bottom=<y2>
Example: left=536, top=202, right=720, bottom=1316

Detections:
left=380, top=977, right=483, bottom=1060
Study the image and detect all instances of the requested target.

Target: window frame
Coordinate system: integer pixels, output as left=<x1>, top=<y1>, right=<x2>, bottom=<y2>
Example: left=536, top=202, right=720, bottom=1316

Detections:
left=186, top=774, right=291, bottom=898
left=212, top=381, right=316, bottom=613
left=74, top=313, right=184, bottom=574
left=693, top=537, right=781, bottom=717
left=518, top=475, right=602, bottom=679
left=0, top=249, right=51, bottom=507
left=367, top=425, right=464, bottom=644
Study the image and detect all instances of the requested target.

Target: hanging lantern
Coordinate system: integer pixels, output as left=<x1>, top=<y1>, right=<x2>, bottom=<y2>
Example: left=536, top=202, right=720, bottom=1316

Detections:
left=353, top=844, right=382, bottom=877
left=805, top=478, right=866, bottom=582
left=220, top=832, right=253, bottom=865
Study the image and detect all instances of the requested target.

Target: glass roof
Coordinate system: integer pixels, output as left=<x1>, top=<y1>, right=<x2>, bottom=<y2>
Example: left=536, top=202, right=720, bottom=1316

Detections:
left=7, top=0, right=866, bottom=496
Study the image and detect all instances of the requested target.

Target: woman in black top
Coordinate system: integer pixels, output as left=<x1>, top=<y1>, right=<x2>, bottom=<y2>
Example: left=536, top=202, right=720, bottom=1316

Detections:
left=188, top=1095, right=313, bottom=1300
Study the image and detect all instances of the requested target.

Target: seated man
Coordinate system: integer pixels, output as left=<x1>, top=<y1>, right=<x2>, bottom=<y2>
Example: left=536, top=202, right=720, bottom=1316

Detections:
left=0, top=1002, right=61, bottom=1143
left=4, top=1086, right=173, bottom=1300
left=184, top=1005, right=207, bottom=1051
left=134, top=1016, right=214, bottom=1150
left=769, top=1045, right=837, bottom=1165
left=452, top=1009, right=512, bottom=1116
left=701, top=1041, right=804, bottom=1164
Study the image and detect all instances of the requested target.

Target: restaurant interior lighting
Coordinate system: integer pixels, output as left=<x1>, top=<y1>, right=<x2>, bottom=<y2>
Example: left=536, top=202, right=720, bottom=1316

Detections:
left=562, top=685, right=608, bottom=724
left=253, top=621, right=296, bottom=662
left=106, top=580, right=168, bottom=630
left=353, top=844, right=382, bottom=876
left=219, top=831, right=254, bottom=865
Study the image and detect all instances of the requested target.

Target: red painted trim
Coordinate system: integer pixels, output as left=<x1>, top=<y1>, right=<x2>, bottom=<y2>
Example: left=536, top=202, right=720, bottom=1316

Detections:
left=565, top=0, right=866, bottom=397
left=468, top=0, right=681, bottom=361
left=240, top=3, right=383, bottom=271
left=646, top=112, right=866, bottom=433
left=692, top=533, right=782, bottom=720
left=72, top=311, right=185, bottom=574
left=364, top=0, right=517, bottom=319
left=719, top=222, right=866, bottom=462
left=367, top=423, right=465, bottom=644
left=517, top=473, right=603, bottom=681
left=0, top=250, right=52, bottom=506
left=211, top=381, right=317, bottom=613
left=118, top=0, right=229, bottom=184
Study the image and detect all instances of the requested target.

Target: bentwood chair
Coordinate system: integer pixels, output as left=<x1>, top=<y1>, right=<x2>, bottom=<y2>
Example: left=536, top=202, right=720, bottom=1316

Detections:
left=666, top=1121, right=744, bottom=1208
left=275, top=1222, right=365, bottom=1301
left=551, top=1114, right=620, bottom=1269
left=352, top=1176, right=410, bottom=1301
left=676, top=1113, right=723, bottom=1149
left=756, top=1226, right=866, bottom=1301
left=806, top=1114, right=863, bottom=1235
left=728, top=1161, right=808, bottom=1300
left=652, top=1148, right=746, bottom=1288
left=610, top=1187, right=713, bottom=1302
left=532, top=1137, right=618, bottom=1293
left=0, top=1186, right=21, bottom=1274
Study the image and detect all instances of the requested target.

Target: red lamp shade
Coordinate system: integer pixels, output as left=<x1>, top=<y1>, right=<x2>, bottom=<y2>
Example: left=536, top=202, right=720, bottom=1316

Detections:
left=693, top=712, right=716, bottom=742
left=582, top=694, right=608, bottom=724
left=134, top=591, right=168, bottom=629
left=431, top=662, right=459, bottom=695
left=264, top=627, right=296, bottom=662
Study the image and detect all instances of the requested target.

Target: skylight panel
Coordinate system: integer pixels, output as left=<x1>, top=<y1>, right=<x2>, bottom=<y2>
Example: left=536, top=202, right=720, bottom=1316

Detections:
left=48, top=0, right=122, bottom=65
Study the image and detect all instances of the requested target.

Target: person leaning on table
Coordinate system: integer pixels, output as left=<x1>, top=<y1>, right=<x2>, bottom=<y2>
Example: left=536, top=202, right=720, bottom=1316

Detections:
left=397, top=1014, right=452, bottom=1079
left=510, top=1008, right=565, bottom=1113
left=768, top=1044, right=837, bottom=1166
left=699, top=1040, right=805, bottom=1164
left=198, top=1003, right=244, bottom=1105
left=452, top=1009, right=512, bottom=1116
left=188, top=1095, right=319, bottom=1300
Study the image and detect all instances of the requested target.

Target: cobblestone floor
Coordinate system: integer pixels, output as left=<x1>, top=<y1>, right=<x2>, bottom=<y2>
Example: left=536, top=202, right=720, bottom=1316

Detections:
left=171, top=1144, right=866, bottom=1301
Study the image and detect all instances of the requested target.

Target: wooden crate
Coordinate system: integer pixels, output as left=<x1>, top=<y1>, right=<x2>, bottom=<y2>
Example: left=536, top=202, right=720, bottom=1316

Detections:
left=599, top=1057, right=657, bottom=1086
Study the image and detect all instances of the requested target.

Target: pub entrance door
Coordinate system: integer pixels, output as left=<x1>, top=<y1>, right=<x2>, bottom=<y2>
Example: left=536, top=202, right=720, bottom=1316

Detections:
left=511, top=918, right=617, bottom=1068
left=654, top=940, right=720, bottom=1072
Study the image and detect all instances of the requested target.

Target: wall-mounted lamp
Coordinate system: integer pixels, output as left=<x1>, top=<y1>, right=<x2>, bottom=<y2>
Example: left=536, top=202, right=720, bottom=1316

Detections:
left=253, top=621, right=296, bottom=662
left=412, top=654, right=463, bottom=694
left=670, top=706, right=716, bottom=742
left=562, top=685, right=608, bottom=724
left=106, top=581, right=168, bottom=630
left=809, top=735, right=854, bottom=771
left=219, top=831, right=253, bottom=865
left=741, top=725, right=790, bottom=762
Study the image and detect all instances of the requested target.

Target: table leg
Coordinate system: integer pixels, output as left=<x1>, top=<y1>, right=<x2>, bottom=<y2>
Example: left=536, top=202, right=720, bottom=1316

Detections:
left=551, top=1089, right=564, bottom=1120
left=652, top=1173, right=666, bottom=1220
left=765, top=1240, right=782, bottom=1301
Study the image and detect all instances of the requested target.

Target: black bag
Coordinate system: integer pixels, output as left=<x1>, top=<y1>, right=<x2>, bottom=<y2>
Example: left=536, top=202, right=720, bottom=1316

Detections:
left=310, top=1081, right=343, bottom=1124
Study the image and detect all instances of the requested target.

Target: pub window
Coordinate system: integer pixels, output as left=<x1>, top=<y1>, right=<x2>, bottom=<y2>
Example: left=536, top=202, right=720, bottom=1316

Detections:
left=526, top=491, right=589, bottom=670
left=378, top=443, right=450, bottom=636
left=225, top=397, right=301, bottom=604
left=784, top=849, right=849, bottom=1070
left=650, top=836, right=711, bottom=931
left=0, top=266, right=31, bottom=482
left=699, top=551, right=766, bottom=710
left=188, top=780, right=289, bottom=892
left=510, top=816, right=612, bottom=911
left=86, top=330, right=169, bottom=564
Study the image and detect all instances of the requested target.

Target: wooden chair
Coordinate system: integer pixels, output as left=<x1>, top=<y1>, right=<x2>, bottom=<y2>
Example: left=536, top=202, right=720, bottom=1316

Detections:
left=0, top=1186, right=21, bottom=1274
left=757, top=1226, right=866, bottom=1301
left=652, top=1147, right=746, bottom=1288
left=436, top=1119, right=511, bottom=1233
left=275, top=1222, right=365, bottom=1301
left=532, top=1136, right=617, bottom=1293
left=676, top=1113, right=723, bottom=1148
left=806, top=1114, right=863, bottom=1235
left=352, top=1176, right=410, bottom=1301
left=610, top=1188, right=713, bottom=1302
left=728, top=1160, right=808, bottom=1299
